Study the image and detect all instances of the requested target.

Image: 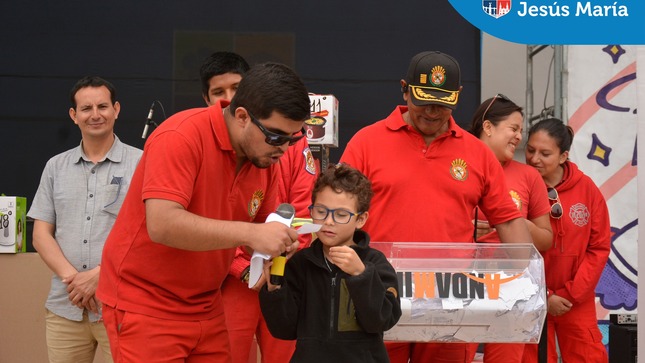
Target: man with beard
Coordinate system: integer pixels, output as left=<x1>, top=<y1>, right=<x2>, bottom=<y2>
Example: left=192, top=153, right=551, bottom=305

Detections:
left=97, top=62, right=311, bottom=362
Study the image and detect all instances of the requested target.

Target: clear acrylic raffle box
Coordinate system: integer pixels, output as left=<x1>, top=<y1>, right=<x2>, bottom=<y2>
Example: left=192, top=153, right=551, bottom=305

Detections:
left=371, top=242, right=546, bottom=343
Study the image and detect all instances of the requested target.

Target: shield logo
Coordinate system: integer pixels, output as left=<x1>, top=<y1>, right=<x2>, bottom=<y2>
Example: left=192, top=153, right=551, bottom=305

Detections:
left=482, top=0, right=511, bottom=18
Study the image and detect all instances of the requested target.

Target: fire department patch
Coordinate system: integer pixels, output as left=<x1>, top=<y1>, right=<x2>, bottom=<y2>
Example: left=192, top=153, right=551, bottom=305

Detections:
left=509, top=190, right=522, bottom=211
left=430, top=65, right=446, bottom=87
left=303, top=147, right=316, bottom=175
left=569, top=202, right=589, bottom=227
left=248, top=190, right=265, bottom=219
left=450, top=158, right=468, bottom=181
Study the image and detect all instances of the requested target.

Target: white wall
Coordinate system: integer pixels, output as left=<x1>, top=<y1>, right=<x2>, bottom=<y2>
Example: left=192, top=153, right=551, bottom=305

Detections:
left=481, top=34, right=555, bottom=115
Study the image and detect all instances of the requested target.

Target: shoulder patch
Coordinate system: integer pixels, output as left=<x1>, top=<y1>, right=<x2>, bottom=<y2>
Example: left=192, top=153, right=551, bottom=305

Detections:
left=303, top=147, right=316, bottom=175
left=509, top=190, right=522, bottom=211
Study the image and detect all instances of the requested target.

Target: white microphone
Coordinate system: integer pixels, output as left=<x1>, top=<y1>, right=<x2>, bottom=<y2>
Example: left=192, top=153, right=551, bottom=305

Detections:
left=141, top=101, right=155, bottom=139
left=267, top=203, right=295, bottom=285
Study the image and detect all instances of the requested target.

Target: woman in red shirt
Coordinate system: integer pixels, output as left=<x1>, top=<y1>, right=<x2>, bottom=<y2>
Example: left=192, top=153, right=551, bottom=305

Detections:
left=469, top=95, right=553, bottom=362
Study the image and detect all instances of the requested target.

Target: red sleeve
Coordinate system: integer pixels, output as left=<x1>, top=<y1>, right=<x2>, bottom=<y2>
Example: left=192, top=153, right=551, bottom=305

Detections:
left=479, top=152, right=522, bottom=226
left=280, top=139, right=316, bottom=219
left=556, top=182, right=611, bottom=303
left=277, top=139, right=317, bottom=248
left=142, top=130, right=200, bottom=207
left=229, top=247, right=251, bottom=280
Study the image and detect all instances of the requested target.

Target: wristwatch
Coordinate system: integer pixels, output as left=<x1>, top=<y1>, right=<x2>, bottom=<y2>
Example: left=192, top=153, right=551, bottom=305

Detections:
left=241, top=266, right=250, bottom=284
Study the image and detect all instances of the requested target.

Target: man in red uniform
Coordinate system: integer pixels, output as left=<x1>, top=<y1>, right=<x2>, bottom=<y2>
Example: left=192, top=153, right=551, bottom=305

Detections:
left=200, top=51, right=316, bottom=363
left=97, top=62, right=311, bottom=362
left=340, top=51, right=533, bottom=363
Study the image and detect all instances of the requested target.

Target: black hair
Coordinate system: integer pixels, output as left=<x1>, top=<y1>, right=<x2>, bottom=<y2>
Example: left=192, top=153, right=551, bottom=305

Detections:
left=229, top=62, right=310, bottom=122
left=70, top=76, right=116, bottom=109
left=527, top=118, right=575, bottom=153
left=469, top=95, right=523, bottom=137
left=312, top=163, right=373, bottom=213
left=199, top=51, right=250, bottom=97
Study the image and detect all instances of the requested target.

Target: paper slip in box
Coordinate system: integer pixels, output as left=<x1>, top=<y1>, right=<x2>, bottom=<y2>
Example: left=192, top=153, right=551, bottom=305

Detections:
left=0, top=197, right=27, bottom=253
left=305, top=94, right=338, bottom=147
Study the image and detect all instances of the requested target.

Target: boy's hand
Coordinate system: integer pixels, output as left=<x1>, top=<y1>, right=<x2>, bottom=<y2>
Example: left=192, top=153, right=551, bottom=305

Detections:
left=249, top=268, right=267, bottom=292
left=328, top=246, right=364, bottom=276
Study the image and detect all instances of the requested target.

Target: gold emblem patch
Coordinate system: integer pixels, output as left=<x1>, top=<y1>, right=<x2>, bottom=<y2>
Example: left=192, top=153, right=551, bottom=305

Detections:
left=304, top=147, right=316, bottom=175
left=509, top=190, right=522, bottom=211
left=248, top=190, right=265, bottom=219
left=431, top=65, right=446, bottom=87
left=450, top=159, right=468, bottom=181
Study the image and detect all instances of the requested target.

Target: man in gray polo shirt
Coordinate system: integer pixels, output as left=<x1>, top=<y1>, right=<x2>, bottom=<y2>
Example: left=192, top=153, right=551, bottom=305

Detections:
left=28, top=76, right=142, bottom=363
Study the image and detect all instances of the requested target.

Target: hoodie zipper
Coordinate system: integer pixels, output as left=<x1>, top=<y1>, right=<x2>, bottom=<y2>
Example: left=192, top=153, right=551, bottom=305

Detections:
left=329, top=272, right=338, bottom=336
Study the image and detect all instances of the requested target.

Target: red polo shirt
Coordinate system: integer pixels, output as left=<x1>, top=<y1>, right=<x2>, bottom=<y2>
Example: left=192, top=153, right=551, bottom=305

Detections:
left=341, top=106, right=521, bottom=243
left=98, top=101, right=279, bottom=320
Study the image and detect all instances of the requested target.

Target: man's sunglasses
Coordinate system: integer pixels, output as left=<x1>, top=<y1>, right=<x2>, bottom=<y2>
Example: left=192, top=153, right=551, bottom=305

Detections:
left=481, top=93, right=511, bottom=124
left=248, top=111, right=306, bottom=146
left=547, top=187, right=563, bottom=219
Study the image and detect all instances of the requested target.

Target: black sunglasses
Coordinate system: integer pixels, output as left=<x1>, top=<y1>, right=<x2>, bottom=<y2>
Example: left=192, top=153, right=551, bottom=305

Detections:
left=247, top=111, right=306, bottom=146
left=547, top=187, right=563, bottom=219
left=481, top=93, right=511, bottom=124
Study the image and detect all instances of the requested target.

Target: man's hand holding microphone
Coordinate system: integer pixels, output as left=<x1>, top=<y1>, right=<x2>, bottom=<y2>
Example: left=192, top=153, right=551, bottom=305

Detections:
left=247, top=204, right=298, bottom=291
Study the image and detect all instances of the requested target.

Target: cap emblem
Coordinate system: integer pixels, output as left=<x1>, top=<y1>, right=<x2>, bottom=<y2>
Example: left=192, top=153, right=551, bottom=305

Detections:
left=430, top=65, right=446, bottom=87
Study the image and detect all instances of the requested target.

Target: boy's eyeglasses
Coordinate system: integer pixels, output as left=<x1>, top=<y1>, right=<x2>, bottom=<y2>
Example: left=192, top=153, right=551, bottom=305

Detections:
left=247, top=111, right=306, bottom=146
left=481, top=93, right=511, bottom=124
left=547, top=187, right=563, bottom=219
left=308, top=205, right=361, bottom=224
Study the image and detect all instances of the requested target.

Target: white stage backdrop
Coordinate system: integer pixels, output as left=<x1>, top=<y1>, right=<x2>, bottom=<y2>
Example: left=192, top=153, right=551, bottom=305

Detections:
left=567, top=46, right=639, bottom=333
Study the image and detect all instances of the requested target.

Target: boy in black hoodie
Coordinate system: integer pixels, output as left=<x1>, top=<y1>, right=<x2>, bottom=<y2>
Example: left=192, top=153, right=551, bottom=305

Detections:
left=259, top=163, right=402, bottom=363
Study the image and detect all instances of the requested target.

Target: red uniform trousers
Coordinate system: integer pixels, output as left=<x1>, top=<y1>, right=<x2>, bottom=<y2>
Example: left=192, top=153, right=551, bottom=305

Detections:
left=522, top=298, right=607, bottom=363
left=482, top=343, right=526, bottom=363
left=102, top=305, right=231, bottom=363
left=222, top=275, right=295, bottom=363
left=386, top=341, right=478, bottom=363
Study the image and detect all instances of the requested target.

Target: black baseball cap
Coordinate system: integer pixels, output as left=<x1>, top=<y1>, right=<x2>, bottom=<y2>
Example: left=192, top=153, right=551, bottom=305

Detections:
left=405, top=51, right=461, bottom=109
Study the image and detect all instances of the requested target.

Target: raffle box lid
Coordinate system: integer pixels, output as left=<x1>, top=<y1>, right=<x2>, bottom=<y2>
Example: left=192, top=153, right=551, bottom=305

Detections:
left=371, top=242, right=546, bottom=343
